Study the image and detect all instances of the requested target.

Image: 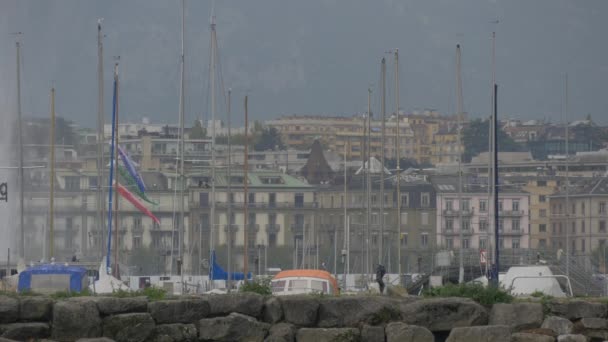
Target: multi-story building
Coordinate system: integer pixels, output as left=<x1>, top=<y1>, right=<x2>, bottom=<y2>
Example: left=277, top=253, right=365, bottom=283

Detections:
left=549, top=177, right=608, bottom=254
left=433, top=176, right=530, bottom=252
left=519, top=177, right=560, bottom=250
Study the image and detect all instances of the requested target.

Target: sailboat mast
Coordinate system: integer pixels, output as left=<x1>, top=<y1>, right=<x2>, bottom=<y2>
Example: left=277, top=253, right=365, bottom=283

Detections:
left=380, top=58, right=386, bottom=266
left=97, top=20, right=105, bottom=260
left=105, top=63, right=119, bottom=273
left=565, top=73, right=570, bottom=279
left=178, top=0, right=186, bottom=279
left=395, top=49, right=402, bottom=278
left=209, top=12, right=217, bottom=275
left=366, top=88, right=372, bottom=280
left=456, top=44, right=465, bottom=283
left=226, top=88, right=232, bottom=289
left=49, top=87, right=56, bottom=260
left=487, top=31, right=496, bottom=270
left=113, top=61, right=120, bottom=277
left=16, top=40, right=24, bottom=260
left=243, top=96, right=249, bottom=277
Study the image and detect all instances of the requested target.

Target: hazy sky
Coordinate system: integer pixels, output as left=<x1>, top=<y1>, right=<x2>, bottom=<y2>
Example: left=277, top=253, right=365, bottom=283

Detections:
left=1, top=0, right=607, bottom=127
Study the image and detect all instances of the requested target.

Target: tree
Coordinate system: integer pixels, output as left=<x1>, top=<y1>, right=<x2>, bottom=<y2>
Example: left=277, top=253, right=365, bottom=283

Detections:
left=189, top=120, right=207, bottom=139
left=253, top=127, right=284, bottom=151
left=462, top=119, right=524, bottom=162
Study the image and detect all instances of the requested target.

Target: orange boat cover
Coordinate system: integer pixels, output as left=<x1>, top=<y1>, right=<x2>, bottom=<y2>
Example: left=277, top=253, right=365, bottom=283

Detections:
left=273, top=269, right=339, bottom=294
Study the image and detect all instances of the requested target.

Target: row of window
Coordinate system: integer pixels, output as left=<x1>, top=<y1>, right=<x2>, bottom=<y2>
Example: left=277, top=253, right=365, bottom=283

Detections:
left=445, top=199, right=521, bottom=212
left=444, top=237, right=521, bottom=250
left=551, top=201, right=608, bottom=215
left=548, top=220, right=607, bottom=234
left=444, top=218, right=521, bottom=231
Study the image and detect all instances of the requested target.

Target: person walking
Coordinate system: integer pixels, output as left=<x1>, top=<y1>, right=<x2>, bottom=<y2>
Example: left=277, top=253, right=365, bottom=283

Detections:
left=376, top=264, right=386, bottom=294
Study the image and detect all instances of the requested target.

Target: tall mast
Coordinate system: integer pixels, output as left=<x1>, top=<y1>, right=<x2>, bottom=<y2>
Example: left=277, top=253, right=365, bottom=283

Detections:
left=380, top=58, right=386, bottom=266
left=395, top=49, right=402, bottom=278
left=16, top=40, right=25, bottom=260
left=487, top=31, right=496, bottom=270
left=243, top=96, right=249, bottom=276
left=340, top=141, right=346, bottom=277
left=565, top=73, right=570, bottom=279
left=456, top=45, right=464, bottom=283
left=113, top=59, right=120, bottom=277
left=492, top=84, right=499, bottom=287
left=105, top=63, right=119, bottom=274
left=226, top=88, right=232, bottom=289
left=49, top=87, right=56, bottom=260
left=366, top=88, right=372, bottom=279
left=209, top=10, right=217, bottom=275
left=178, top=0, right=186, bottom=279
left=97, top=20, right=105, bottom=259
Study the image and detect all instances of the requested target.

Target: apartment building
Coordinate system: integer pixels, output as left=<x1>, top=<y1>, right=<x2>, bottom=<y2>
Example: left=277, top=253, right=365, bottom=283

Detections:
left=433, top=176, right=530, bottom=252
left=518, top=177, right=560, bottom=250
left=549, top=177, right=608, bottom=254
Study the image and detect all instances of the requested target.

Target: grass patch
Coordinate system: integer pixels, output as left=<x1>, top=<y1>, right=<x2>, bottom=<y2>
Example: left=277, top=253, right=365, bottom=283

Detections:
left=423, top=282, right=513, bottom=306
left=369, top=306, right=401, bottom=325
left=111, top=287, right=166, bottom=301
left=239, top=277, right=272, bottom=296
left=50, top=288, right=93, bottom=299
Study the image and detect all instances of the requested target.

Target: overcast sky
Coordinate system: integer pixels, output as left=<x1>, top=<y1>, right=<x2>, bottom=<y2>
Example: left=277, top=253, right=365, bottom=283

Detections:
left=1, top=0, right=607, bottom=127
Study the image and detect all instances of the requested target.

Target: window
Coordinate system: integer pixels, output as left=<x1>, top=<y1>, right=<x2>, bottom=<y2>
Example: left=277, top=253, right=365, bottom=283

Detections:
left=421, top=193, right=430, bottom=207
left=230, top=176, right=246, bottom=184
left=581, top=239, right=586, bottom=252
left=499, top=238, right=504, bottom=248
left=582, top=221, right=586, bottom=233
left=200, top=193, right=209, bottom=207
left=269, top=233, right=277, bottom=247
left=552, top=223, right=557, bottom=234
left=462, top=218, right=471, bottom=231
left=229, top=213, right=236, bottom=225
left=539, top=224, right=547, bottom=233
left=249, top=193, right=255, bottom=204
left=371, top=195, right=378, bottom=206
left=498, top=219, right=504, bottom=231
left=421, top=234, right=428, bottom=247
left=400, top=212, right=408, bottom=224
left=539, top=239, right=547, bottom=248
left=461, top=199, right=470, bottom=211
left=372, top=234, right=378, bottom=245
left=421, top=212, right=429, bottom=225
left=288, top=279, right=307, bottom=291
left=512, top=219, right=520, bottom=231
left=479, top=218, right=488, bottom=231
left=294, top=193, right=304, bottom=208
left=498, top=200, right=503, bottom=211
left=88, top=177, right=98, bottom=189
left=571, top=222, right=576, bottom=234
left=539, top=195, right=546, bottom=203
left=446, top=238, right=453, bottom=249
left=600, top=221, right=606, bottom=233
left=249, top=213, right=256, bottom=224
left=537, top=180, right=547, bottom=186
left=582, top=202, right=586, bottom=214
left=400, top=234, right=408, bottom=247
left=446, top=199, right=454, bottom=211
left=512, top=200, right=520, bottom=212
left=479, top=238, right=487, bottom=249
left=512, top=239, right=520, bottom=249
left=132, top=236, right=142, bottom=249
left=571, top=203, right=576, bottom=215
left=446, top=218, right=454, bottom=231
left=479, top=200, right=487, bottom=212
left=269, top=193, right=276, bottom=207
left=311, top=280, right=328, bottom=294
left=600, top=202, right=607, bottom=214
left=260, top=176, right=283, bottom=184
left=401, top=193, right=409, bottom=207
left=371, top=213, right=379, bottom=224
left=133, top=217, right=142, bottom=231
left=462, top=239, right=470, bottom=249
left=272, top=280, right=286, bottom=293
left=539, top=209, right=547, bottom=218
left=65, top=176, right=80, bottom=191
left=229, top=193, right=235, bottom=204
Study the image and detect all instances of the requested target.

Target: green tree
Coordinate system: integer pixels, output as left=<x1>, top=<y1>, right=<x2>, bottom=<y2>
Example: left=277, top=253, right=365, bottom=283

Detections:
left=462, top=119, right=524, bottom=162
left=253, top=127, right=284, bottom=151
left=189, top=120, right=207, bottom=139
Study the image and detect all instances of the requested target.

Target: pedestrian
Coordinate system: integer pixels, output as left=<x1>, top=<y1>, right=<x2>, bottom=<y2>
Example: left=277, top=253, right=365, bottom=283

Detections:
left=375, top=264, right=386, bottom=294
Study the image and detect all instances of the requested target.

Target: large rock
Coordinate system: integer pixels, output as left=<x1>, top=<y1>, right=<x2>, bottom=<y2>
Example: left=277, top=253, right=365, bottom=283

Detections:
left=446, top=325, right=512, bottom=342
left=149, top=323, right=197, bottom=342
left=519, top=328, right=557, bottom=338
left=278, top=296, right=319, bottom=327
left=400, top=297, right=489, bottom=332
left=0, top=322, right=50, bottom=340
left=295, top=328, right=360, bottom=342
left=102, top=313, right=155, bottom=342
left=510, top=332, right=554, bottom=342
left=361, top=324, right=385, bottom=342
left=262, top=297, right=283, bottom=324
left=92, top=297, right=148, bottom=316
left=573, top=317, right=608, bottom=340
left=557, top=334, right=589, bottom=342
left=0, top=297, right=18, bottom=324
left=75, top=339, right=116, bottom=342
left=542, top=316, right=574, bottom=335
left=317, top=296, right=403, bottom=327
left=52, top=299, right=103, bottom=341
left=489, top=303, right=543, bottom=331
left=19, top=296, right=54, bottom=321
left=385, top=322, right=434, bottom=342
left=147, top=298, right=209, bottom=324
left=547, top=300, right=607, bottom=320
left=265, top=323, right=296, bottom=342
left=198, top=313, right=270, bottom=342
left=206, top=293, right=265, bottom=318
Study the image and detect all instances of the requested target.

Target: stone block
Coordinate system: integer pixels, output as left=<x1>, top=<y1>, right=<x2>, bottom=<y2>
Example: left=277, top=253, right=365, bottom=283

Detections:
left=548, top=300, right=607, bottom=320
left=198, top=313, right=269, bottom=342
left=401, top=297, right=489, bottom=332
left=149, top=323, right=197, bottom=342
left=295, top=328, right=359, bottom=342
left=102, top=312, right=155, bottom=342
left=18, top=296, right=54, bottom=321
left=317, top=296, right=402, bottom=328
left=92, top=297, right=148, bottom=316
left=263, top=297, right=283, bottom=324
left=0, top=297, right=18, bottom=324
left=361, top=324, right=385, bottom=342
left=265, top=323, right=296, bottom=342
left=0, top=322, right=50, bottom=340
left=278, top=296, right=319, bottom=327
left=147, top=298, right=209, bottom=324
left=542, top=316, right=574, bottom=336
left=385, top=322, right=434, bottom=342
left=511, top=332, right=554, bottom=342
left=206, top=292, right=265, bottom=318
left=489, top=303, right=543, bottom=331
left=557, top=334, right=589, bottom=342
left=445, top=325, right=511, bottom=342
left=52, top=299, right=102, bottom=341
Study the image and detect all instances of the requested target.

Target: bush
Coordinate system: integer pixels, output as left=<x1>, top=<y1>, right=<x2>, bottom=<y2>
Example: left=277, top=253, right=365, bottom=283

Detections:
left=50, top=288, right=93, bottom=299
left=111, top=287, right=166, bottom=301
left=423, top=282, right=513, bottom=306
left=239, top=277, right=272, bottom=296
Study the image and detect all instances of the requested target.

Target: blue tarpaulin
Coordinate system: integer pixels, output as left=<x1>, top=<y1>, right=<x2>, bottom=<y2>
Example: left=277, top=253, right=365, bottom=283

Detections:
left=209, top=251, right=252, bottom=281
left=18, top=264, right=88, bottom=293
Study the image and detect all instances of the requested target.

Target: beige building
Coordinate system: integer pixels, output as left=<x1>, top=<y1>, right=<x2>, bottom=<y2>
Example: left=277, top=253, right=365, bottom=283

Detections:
left=520, top=177, right=560, bottom=250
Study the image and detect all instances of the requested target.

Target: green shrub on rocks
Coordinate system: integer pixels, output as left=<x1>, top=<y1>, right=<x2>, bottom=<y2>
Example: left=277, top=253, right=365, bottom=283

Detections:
left=50, top=288, right=93, bottom=299
left=423, top=283, right=513, bottom=306
left=239, top=277, right=272, bottom=296
left=111, top=287, right=166, bottom=301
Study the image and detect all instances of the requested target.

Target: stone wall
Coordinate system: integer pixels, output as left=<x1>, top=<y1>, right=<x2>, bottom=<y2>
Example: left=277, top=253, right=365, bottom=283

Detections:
left=0, top=293, right=607, bottom=341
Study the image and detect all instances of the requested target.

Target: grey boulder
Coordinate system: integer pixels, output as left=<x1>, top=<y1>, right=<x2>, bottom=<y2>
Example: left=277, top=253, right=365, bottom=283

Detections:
left=52, top=299, right=103, bottom=341
left=198, top=312, right=270, bottom=342
left=148, top=298, right=209, bottom=324
left=0, top=297, right=18, bottom=324
left=19, top=296, right=54, bottom=321
left=541, top=316, right=574, bottom=335
left=102, top=312, right=155, bottom=342
left=385, top=322, right=434, bottom=342
left=446, top=325, right=512, bottom=342
left=295, top=328, right=360, bottom=342
left=489, top=303, right=543, bottom=331
left=401, top=297, right=489, bottom=332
